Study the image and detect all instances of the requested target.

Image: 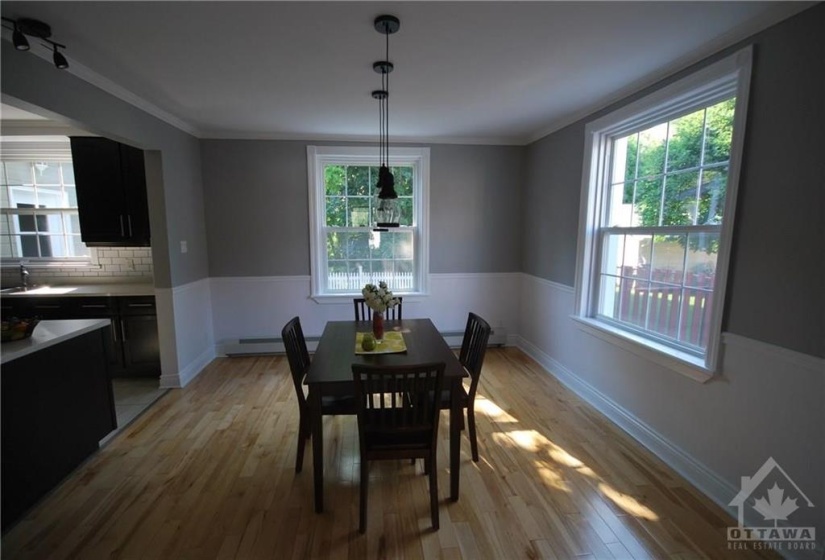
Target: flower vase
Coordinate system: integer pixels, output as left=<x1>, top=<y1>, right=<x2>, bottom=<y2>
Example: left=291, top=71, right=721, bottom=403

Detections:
left=372, top=311, right=384, bottom=341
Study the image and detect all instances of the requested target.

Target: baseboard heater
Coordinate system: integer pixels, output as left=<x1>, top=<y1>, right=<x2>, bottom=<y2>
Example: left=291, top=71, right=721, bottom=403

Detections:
left=218, top=327, right=506, bottom=357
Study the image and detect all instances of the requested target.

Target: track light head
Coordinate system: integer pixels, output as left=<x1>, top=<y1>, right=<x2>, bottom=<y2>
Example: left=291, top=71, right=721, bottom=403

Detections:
left=2, top=16, right=67, bottom=69
left=51, top=44, right=69, bottom=69
left=13, top=27, right=30, bottom=51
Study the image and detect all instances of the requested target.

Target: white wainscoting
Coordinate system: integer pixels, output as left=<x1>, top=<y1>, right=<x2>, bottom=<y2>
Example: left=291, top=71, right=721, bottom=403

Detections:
left=210, top=273, right=521, bottom=354
left=517, top=273, right=824, bottom=559
left=156, top=278, right=215, bottom=389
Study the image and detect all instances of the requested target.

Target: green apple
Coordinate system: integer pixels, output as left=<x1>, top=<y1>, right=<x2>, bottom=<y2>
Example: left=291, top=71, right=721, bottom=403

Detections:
left=362, top=333, right=376, bottom=351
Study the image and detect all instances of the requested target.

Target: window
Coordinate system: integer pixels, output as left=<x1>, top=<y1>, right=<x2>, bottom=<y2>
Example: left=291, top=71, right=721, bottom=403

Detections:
left=574, top=48, right=752, bottom=377
left=1, top=141, right=90, bottom=263
left=307, top=146, right=430, bottom=298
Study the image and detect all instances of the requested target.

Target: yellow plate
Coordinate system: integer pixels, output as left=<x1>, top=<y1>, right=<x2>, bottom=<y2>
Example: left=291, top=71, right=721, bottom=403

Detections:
left=355, top=331, right=407, bottom=354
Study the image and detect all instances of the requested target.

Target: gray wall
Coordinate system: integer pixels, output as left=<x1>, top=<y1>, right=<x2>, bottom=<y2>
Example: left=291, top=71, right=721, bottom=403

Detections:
left=1, top=47, right=208, bottom=289
left=201, top=140, right=524, bottom=277
left=522, top=4, right=825, bottom=358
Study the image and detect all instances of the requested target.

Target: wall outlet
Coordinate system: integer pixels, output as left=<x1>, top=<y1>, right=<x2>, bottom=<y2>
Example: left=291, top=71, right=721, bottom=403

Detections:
left=180, top=240, right=188, bottom=254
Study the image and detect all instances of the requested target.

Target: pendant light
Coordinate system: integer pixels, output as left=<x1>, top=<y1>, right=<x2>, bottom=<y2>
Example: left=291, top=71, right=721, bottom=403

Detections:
left=372, top=15, right=400, bottom=230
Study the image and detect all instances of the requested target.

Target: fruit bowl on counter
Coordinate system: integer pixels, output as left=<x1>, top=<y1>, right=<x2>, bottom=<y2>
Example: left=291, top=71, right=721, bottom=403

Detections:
left=1, top=317, right=41, bottom=342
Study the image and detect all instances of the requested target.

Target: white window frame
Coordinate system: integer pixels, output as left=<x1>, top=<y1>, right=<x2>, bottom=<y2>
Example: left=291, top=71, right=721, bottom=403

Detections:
left=573, top=47, right=753, bottom=381
left=0, top=139, right=95, bottom=268
left=307, top=145, right=430, bottom=301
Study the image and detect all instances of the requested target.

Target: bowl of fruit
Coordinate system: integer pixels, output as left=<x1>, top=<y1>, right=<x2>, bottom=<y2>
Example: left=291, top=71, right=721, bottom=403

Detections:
left=1, top=317, right=41, bottom=342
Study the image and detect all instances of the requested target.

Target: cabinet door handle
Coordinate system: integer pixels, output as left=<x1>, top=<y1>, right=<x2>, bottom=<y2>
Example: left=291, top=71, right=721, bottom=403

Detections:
left=127, top=303, right=153, bottom=308
left=121, top=321, right=127, bottom=341
left=111, top=319, right=118, bottom=342
left=81, top=304, right=108, bottom=308
left=34, top=304, right=61, bottom=309
left=119, top=215, right=126, bottom=236
left=127, top=215, right=133, bottom=237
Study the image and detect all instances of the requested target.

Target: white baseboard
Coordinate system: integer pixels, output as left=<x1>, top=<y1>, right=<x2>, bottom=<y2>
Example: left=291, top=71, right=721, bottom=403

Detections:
left=515, top=336, right=739, bottom=513
left=159, top=345, right=216, bottom=389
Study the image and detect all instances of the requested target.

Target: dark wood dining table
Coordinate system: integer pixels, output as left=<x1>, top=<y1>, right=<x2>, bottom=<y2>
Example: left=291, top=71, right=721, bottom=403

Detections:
left=305, top=318, right=466, bottom=513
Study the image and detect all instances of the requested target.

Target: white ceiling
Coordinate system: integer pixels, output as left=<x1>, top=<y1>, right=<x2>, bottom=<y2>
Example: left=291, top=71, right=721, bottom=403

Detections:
left=0, top=1, right=810, bottom=144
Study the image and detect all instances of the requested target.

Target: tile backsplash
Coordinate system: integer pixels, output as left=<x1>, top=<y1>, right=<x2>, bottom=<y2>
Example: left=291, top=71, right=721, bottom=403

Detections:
left=1, top=247, right=154, bottom=286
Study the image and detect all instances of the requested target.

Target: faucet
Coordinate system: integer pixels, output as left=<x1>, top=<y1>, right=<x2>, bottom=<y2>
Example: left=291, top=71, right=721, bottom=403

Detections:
left=20, top=264, right=30, bottom=290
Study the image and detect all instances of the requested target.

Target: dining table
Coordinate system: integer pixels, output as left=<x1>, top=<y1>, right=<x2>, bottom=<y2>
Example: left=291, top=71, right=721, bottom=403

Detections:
left=305, top=318, right=467, bottom=514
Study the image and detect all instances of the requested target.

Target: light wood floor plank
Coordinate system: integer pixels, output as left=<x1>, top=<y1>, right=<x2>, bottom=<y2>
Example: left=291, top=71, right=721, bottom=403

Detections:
left=2, top=348, right=781, bottom=559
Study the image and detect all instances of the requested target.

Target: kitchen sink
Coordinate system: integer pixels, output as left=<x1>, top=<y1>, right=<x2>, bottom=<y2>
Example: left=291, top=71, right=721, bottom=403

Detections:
left=0, top=286, right=27, bottom=294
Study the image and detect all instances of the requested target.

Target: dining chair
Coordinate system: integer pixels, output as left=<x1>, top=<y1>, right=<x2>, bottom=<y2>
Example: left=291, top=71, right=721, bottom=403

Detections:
left=281, top=316, right=355, bottom=473
left=353, top=297, right=403, bottom=321
left=439, top=312, right=492, bottom=462
left=352, top=362, right=445, bottom=533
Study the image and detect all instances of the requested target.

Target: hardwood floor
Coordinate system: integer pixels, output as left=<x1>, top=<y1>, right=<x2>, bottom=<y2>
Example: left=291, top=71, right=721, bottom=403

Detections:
left=2, top=348, right=779, bottom=559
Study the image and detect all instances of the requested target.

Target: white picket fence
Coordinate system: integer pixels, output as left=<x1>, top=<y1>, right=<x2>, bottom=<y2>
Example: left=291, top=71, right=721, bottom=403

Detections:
left=327, top=271, right=414, bottom=291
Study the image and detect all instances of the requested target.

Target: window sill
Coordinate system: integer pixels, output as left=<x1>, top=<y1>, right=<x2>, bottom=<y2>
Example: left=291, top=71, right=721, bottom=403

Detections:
left=570, top=315, right=714, bottom=384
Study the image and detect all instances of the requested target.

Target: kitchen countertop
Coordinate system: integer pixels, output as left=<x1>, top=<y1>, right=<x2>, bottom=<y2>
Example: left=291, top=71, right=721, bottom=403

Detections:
left=1, top=283, right=154, bottom=297
left=1, top=319, right=111, bottom=364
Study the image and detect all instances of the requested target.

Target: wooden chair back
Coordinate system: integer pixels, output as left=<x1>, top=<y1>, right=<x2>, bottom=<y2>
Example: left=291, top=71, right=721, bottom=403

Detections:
left=352, top=362, right=444, bottom=455
left=353, top=297, right=403, bottom=321
left=459, top=312, right=492, bottom=400
left=281, top=316, right=310, bottom=412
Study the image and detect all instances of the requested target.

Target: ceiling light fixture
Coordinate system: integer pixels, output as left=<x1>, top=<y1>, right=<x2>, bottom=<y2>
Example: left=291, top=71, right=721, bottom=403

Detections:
left=372, top=14, right=400, bottom=230
left=1, top=16, right=69, bottom=69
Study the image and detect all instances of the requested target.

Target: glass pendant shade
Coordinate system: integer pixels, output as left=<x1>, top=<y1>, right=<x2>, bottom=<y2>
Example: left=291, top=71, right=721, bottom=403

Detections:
left=375, top=165, right=399, bottom=227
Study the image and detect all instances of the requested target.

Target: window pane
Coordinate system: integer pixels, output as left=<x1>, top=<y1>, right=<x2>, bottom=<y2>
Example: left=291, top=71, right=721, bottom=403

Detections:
left=397, top=197, right=413, bottom=226
left=632, top=178, right=663, bottom=227
left=347, top=166, right=372, bottom=197
left=698, top=167, right=727, bottom=224
left=619, top=278, right=650, bottom=329
left=601, top=233, right=625, bottom=276
left=703, top=98, right=735, bottom=165
left=679, top=288, right=713, bottom=349
left=33, top=162, right=60, bottom=184
left=68, top=235, right=88, bottom=257
left=324, top=165, right=345, bottom=196
left=392, top=166, right=413, bottom=196
left=325, top=196, right=346, bottom=227
left=65, top=185, right=78, bottom=207
left=348, top=197, right=370, bottom=227
left=0, top=235, right=14, bottom=258
left=646, top=283, right=683, bottom=340
left=685, top=232, right=718, bottom=288
left=651, top=234, right=686, bottom=284
left=662, top=171, right=699, bottom=226
left=623, top=234, right=652, bottom=280
left=61, top=162, right=75, bottom=185
left=636, top=123, right=667, bottom=178
left=666, top=108, right=704, bottom=172
left=36, top=184, right=66, bottom=208
left=4, top=162, right=33, bottom=185
left=597, top=274, right=621, bottom=320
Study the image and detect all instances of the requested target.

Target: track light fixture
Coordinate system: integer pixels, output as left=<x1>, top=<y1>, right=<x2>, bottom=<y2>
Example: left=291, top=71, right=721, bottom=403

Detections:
left=372, top=15, right=401, bottom=230
left=2, top=16, right=69, bottom=69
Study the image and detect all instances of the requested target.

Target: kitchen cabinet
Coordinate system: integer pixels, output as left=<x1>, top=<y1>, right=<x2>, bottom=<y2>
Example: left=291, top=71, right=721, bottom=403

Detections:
left=2, top=322, right=116, bottom=530
left=1, top=295, right=160, bottom=378
left=69, top=137, right=151, bottom=246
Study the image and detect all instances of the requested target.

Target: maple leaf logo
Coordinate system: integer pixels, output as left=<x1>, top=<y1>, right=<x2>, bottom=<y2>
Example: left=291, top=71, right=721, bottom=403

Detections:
left=753, top=483, right=799, bottom=526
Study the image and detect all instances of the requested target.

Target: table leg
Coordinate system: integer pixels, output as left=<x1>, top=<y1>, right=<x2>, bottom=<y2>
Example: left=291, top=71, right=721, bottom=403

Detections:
left=310, top=386, right=324, bottom=513
left=450, top=378, right=460, bottom=501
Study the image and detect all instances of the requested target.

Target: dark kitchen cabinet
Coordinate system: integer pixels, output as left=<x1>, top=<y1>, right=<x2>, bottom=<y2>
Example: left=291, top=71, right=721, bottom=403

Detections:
left=2, top=326, right=116, bottom=530
left=1, top=295, right=160, bottom=378
left=69, top=137, right=151, bottom=246
left=117, top=297, right=161, bottom=376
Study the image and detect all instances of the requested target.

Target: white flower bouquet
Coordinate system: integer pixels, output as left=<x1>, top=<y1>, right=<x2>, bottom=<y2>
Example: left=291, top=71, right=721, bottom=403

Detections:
left=361, top=281, right=400, bottom=314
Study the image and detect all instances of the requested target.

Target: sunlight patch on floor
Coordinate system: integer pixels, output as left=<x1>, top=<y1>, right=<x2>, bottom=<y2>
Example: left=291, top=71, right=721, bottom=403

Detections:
left=474, top=396, right=518, bottom=422
left=598, top=482, right=659, bottom=520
